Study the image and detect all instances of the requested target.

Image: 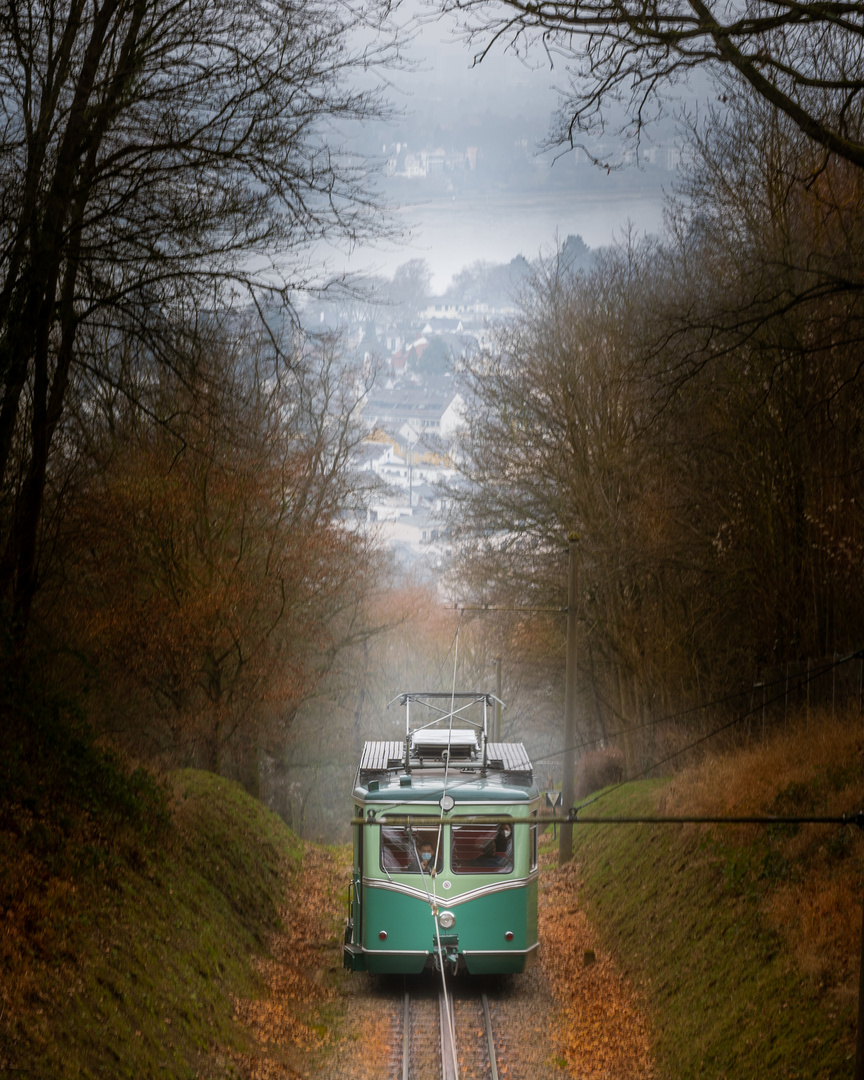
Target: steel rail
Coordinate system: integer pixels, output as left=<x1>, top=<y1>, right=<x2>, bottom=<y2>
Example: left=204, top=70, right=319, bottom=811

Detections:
left=481, top=992, right=499, bottom=1080
left=401, top=984, right=501, bottom=1080
left=439, top=989, right=459, bottom=1080
left=402, top=986, right=410, bottom=1080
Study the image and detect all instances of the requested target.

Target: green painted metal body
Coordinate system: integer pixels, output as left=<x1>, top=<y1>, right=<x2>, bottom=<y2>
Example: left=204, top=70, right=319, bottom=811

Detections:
left=361, top=875, right=537, bottom=974
left=344, top=768, right=541, bottom=975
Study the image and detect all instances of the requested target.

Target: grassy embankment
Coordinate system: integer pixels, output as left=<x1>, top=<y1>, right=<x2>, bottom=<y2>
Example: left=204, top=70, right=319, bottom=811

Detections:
left=561, top=715, right=862, bottom=1078
left=0, top=692, right=319, bottom=1079
left=2, top=692, right=861, bottom=1079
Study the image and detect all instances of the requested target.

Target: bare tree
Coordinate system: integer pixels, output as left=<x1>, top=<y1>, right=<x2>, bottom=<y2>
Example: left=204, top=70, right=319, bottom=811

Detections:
left=387, top=258, right=433, bottom=334
left=654, top=99, right=864, bottom=664
left=654, top=97, right=864, bottom=375
left=447, top=105, right=864, bottom=757
left=0, top=0, right=400, bottom=637
left=46, top=323, right=381, bottom=780
left=448, top=244, right=717, bottom=759
left=439, top=0, right=864, bottom=169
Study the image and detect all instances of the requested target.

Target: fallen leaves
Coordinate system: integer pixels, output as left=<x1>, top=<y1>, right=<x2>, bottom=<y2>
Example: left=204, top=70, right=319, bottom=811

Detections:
left=539, top=859, right=654, bottom=1079
left=342, top=1003, right=400, bottom=1080
left=229, top=844, right=342, bottom=1078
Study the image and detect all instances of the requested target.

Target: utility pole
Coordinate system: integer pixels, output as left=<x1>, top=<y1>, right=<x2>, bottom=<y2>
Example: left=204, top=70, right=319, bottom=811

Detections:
left=494, top=656, right=502, bottom=741
left=559, top=533, right=579, bottom=866
left=857, top=888, right=864, bottom=1080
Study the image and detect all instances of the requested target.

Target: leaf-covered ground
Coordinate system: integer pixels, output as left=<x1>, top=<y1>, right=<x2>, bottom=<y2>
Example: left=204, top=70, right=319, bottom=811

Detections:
left=568, top=717, right=862, bottom=1079
left=234, top=717, right=862, bottom=1079
left=539, top=853, right=654, bottom=1078
left=228, top=844, right=346, bottom=1078
left=0, top=730, right=656, bottom=1079
left=0, top=767, right=304, bottom=1079
left=239, top=841, right=656, bottom=1079
left=8, top=716, right=853, bottom=1077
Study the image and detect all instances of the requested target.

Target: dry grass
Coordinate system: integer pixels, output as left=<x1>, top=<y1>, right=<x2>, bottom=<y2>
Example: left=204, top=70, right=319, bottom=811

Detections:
left=659, top=710, right=864, bottom=996
left=575, top=748, right=625, bottom=800
left=660, top=709, right=864, bottom=817
left=0, top=841, right=72, bottom=1023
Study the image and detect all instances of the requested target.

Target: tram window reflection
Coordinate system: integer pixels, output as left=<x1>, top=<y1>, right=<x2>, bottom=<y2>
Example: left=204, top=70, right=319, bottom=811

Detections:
left=380, top=826, right=443, bottom=873
left=451, top=824, right=513, bottom=873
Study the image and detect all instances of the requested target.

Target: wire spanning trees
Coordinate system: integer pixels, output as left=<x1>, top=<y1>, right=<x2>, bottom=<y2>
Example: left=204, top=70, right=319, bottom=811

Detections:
left=0, top=0, right=399, bottom=637
left=440, top=0, right=864, bottom=169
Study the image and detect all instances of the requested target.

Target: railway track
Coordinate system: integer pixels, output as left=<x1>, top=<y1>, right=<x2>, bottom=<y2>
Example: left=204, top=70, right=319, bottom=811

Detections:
left=401, top=978, right=499, bottom=1080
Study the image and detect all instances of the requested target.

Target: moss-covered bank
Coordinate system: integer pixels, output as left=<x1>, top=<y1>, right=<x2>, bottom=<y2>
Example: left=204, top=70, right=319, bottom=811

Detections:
left=566, top=719, right=862, bottom=1078
left=1, top=754, right=302, bottom=1079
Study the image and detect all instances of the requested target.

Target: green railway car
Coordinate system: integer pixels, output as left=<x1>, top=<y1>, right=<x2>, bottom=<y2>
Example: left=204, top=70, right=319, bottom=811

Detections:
left=344, top=692, right=541, bottom=976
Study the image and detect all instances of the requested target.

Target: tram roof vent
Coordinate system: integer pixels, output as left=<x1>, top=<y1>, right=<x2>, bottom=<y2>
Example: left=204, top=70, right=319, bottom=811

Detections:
left=409, top=728, right=478, bottom=759
left=358, top=741, right=406, bottom=778
left=486, top=741, right=533, bottom=777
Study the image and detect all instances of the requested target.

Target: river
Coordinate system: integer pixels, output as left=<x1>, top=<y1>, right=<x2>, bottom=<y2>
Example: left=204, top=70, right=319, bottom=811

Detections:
left=325, top=185, right=668, bottom=292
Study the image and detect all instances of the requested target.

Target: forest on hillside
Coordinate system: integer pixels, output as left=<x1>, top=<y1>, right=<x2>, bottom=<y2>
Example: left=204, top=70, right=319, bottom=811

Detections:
left=0, top=0, right=863, bottom=835
left=448, top=95, right=864, bottom=778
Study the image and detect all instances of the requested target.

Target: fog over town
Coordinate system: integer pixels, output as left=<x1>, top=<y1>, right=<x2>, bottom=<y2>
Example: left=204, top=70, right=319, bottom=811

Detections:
left=298, top=6, right=695, bottom=583
left=323, top=0, right=692, bottom=290
left=305, top=4, right=700, bottom=578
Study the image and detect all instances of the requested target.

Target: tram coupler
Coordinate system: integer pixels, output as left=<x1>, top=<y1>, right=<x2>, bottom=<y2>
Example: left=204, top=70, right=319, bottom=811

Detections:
left=434, top=935, right=460, bottom=975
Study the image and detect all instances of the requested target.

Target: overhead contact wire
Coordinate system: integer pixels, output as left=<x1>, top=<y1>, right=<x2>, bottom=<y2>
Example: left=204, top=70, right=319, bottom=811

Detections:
left=421, top=646, right=864, bottom=808
left=431, top=623, right=460, bottom=1079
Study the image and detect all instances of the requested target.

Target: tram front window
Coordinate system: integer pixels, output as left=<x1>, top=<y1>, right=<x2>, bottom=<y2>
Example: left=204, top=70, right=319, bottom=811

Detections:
left=380, top=826, right=443, bottom=873
left=451, top=824, right=513, bottom=873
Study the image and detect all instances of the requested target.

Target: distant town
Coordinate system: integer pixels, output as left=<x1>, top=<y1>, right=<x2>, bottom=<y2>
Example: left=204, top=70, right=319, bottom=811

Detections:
left=380, top=138, right=690, bottom=183
left=301, top=236, right=596, bottom=577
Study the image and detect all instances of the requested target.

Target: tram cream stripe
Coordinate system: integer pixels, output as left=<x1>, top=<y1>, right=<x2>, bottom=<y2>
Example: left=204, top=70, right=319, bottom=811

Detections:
left=362, top=871, right=539, bottom=906
left=368, top=799, right=533, bottom=808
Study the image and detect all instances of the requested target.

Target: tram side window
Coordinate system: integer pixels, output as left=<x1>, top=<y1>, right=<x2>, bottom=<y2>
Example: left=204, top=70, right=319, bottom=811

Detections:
left=451, top=824, right=513, bottom=873
left=380, top=826, right=443, bottom=873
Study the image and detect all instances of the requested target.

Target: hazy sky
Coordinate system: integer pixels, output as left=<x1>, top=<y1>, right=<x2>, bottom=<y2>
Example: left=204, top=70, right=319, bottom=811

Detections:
left=326, top=1, right=683, bottom=292
left=391, top=1, right=563, bottom=119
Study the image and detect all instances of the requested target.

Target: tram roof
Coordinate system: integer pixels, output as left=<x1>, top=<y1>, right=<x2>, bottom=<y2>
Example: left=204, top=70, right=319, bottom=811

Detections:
left=353, top=770, right=539, bottom=804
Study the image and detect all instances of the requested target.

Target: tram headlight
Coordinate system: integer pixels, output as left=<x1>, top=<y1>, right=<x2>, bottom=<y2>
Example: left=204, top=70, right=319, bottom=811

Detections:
left=438, top=910, right=456, bottom=930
